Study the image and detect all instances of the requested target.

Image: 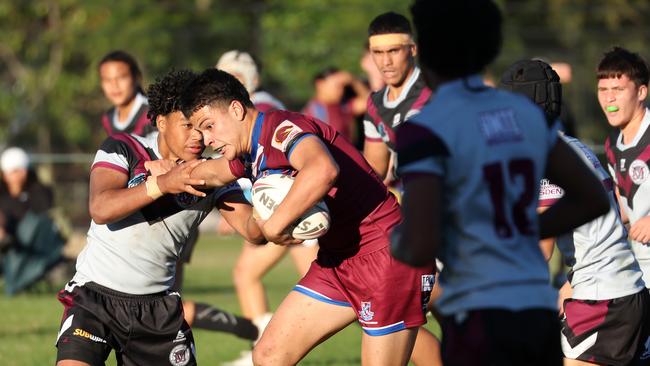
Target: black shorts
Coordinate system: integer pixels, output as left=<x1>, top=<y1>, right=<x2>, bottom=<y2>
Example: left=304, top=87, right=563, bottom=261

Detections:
left=561, top=289, right=650, bottom=366
left=441, top=308, right=562, bottom=366
left=55, top=281, right=196, bottom=366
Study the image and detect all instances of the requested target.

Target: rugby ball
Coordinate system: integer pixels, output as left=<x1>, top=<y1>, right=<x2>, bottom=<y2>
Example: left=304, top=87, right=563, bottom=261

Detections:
left=251, top=174, right=330, bottom=240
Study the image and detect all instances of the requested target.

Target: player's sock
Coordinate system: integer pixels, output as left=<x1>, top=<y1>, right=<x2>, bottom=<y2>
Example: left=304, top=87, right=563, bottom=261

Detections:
left=191, top=303, right=259, bottom=341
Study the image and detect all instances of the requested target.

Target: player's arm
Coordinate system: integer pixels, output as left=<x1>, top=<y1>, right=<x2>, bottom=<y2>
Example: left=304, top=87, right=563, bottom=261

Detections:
left=391, top=174, right=442, bottom=267
left=262, top=135, right=339, bottom=244
left=539, top=138, right=609, bottom=238
left=537, top=206, right=555, bottom=261
left=363, top=140, right=391, bottom=178
left=190, top=157, right=240, bottom=188
left=89, top=160, right=205, bottom=225
left=614, top=186, right=629, bottom=225
left=216, top=191, right=265, bottom=244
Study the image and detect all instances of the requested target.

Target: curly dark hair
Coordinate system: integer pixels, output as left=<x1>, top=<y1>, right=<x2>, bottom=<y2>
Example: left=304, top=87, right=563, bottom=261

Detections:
left=146, top=69, right=197, bottom=125
left=180, top=68, right=253, bottom=118
left=368, top=12, right=412, bottom=37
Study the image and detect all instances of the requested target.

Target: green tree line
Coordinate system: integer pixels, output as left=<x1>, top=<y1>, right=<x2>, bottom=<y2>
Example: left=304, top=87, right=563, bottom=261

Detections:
left=1, top=0, right=649, bottom=154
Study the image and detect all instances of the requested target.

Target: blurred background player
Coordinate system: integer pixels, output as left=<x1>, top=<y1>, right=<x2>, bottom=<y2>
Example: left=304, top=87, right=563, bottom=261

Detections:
left=98, top=50, right=155, bottom=137
left=216, top=50, right=318, bottom=366
left=362, top=11, right=432, bottom=185
left=363, top=11, right=441, bottom=366
left=0, top=147, right=66, bottom=295
left=502, top=59, right=650, bottom=365
left=392, top=1, right=609, bottom=365
left=600, top=47, right=650, bottom=288
left=302, top=66, right=369, bottom=145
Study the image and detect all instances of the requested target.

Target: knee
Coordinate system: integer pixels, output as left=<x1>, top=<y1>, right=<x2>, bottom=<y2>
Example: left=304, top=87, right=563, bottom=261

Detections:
left=252, top=338, right=291, bottom=366
left=232, top=260, right=255, bottom=287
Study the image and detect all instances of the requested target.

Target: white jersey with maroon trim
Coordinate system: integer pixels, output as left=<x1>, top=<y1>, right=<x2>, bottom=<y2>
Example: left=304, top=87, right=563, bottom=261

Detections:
left=72, top=132, right=241, bottom=294
left=396, top=75, right=558, bottom=315
left=540, top=135, right=645, bottom=300
left=605, top=107, right=650, bottom=287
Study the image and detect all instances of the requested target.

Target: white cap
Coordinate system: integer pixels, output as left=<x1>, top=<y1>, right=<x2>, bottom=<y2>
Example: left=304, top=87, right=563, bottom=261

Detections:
left=215, top=50, right=259, bottom=94
left=1, top=147, right=29, bottom=173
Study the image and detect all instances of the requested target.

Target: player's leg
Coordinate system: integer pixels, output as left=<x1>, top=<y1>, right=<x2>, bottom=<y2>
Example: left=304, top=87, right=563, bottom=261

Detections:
left=252, top=290, right=357, bottom=365
left=287, top=241, right=318, bottom=276
left=233, top=240, right=289, bottom=319
left=182, top=299, right=259, bottom=341
left=409, top=327, right=443, bottom=366
left=361, top=327, right=418, bottom=366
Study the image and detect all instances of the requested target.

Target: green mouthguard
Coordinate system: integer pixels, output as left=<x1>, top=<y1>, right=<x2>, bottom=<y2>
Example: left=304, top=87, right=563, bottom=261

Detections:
left=607, top=106, right=619, bottom=112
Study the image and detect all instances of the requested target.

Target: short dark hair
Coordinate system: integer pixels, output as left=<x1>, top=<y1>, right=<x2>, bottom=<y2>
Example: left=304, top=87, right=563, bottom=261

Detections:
left=313, top=67, right=340, bottom=82
left=147, top=69, right=197, bottom=124
left=368, top=12, right=412, bottom=37
left=597, top=47, right=650, bottom=87
left=98, top=50, right=144, bottom=93
left=180, top=68, right=254, bottom=118
left=411, top=0, right=502, bottom=80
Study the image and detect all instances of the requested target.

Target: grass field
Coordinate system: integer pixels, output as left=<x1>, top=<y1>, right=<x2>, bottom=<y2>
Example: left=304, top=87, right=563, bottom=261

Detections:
left=0, top=232, right=440, bottom=365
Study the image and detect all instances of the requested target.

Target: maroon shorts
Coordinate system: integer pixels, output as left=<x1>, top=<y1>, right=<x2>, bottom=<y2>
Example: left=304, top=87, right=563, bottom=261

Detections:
left=294, top=245, right=435, bottom=336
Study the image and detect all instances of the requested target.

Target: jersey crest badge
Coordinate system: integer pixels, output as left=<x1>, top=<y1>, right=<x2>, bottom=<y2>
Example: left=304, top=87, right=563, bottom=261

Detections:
left=175, top=192, right=200, bottom=208
left=629, top=159, right=649, bottom=185
left=421, top=274, right=434, bottom=292
left=271, top=120, right=303, bottom=153
left=359, top=301, right=375, bottom=322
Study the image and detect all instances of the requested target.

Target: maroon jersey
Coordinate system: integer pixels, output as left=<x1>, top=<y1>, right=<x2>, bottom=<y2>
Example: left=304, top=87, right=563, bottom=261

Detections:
left=229, top=110, right=401, bottom=257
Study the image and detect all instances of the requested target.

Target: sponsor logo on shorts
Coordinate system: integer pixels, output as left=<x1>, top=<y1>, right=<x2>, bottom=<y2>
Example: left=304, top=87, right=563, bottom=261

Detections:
left=421, top=274, right=434, bottom=292
left=174, top=330, right=186, bottom=343
left=169, top=344, right=191, bottom=366
left=72, top=328, right=107, bottom=344
left=359, top=301, right=375, bottom=322
left=629, top=159, right=649, bottom=185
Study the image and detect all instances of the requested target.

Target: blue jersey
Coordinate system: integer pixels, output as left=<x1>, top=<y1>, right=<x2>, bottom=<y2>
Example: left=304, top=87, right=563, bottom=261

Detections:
left=396, top=75, right=558, bottom=315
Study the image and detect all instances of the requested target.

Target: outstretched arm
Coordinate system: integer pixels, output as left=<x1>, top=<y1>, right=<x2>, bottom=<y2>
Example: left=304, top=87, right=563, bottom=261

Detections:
left=190, top=157, right=240, bottom=188
left=89, top=160, right=205, bottom=225
left=539, top=139, right=609, bottom=238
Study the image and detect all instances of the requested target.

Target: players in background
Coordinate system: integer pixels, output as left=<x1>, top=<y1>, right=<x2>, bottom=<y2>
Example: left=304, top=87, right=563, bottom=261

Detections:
left=215, top=49, right=319, bottom=366
left=181, top=68, right=435, bottom=365
left=362, top=12, right=432, bottom=185
left=362, top=11, right=441, bottom=366
left=55, top=70, right=264, bottom=366
left=502, top=59, right=650, bottom=365
left=302, top=67, right=369, bottom=145
left=391, top=1, right=609, bottom=365
left=600, top=47, right=650, bottom=288
left=98, top=50, right=155, bottom=137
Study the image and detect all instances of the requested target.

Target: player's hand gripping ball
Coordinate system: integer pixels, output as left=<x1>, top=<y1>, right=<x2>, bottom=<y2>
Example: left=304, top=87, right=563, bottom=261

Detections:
left=251, top=174, right=330, bottom=240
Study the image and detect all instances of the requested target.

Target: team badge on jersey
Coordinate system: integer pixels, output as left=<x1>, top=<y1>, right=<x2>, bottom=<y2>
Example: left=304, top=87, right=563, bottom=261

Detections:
left=392, top=113, right=402, bottom=127
left=359, top=301, right=375, bottom=322
left=630, top=159, right=649, bottom=185
left=271, top=120, right=303, bottom=153
left=169, top=344, right=190, bottom=366
left=175, top=192, right=200, bottom=208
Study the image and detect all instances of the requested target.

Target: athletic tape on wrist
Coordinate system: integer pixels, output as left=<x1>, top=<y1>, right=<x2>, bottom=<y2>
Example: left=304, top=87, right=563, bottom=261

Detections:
left=145, top=175, right=163, bottom=200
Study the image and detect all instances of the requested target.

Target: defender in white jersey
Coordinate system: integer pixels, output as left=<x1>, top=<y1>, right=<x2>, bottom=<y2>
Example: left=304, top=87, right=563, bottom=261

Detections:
left=392, top=2, right=609, bottom=365
left=599, top=47, right=650, bottom=288
left=504, top=58, right=650, bottom=366
left=55, top=70, right=264, bottom=366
